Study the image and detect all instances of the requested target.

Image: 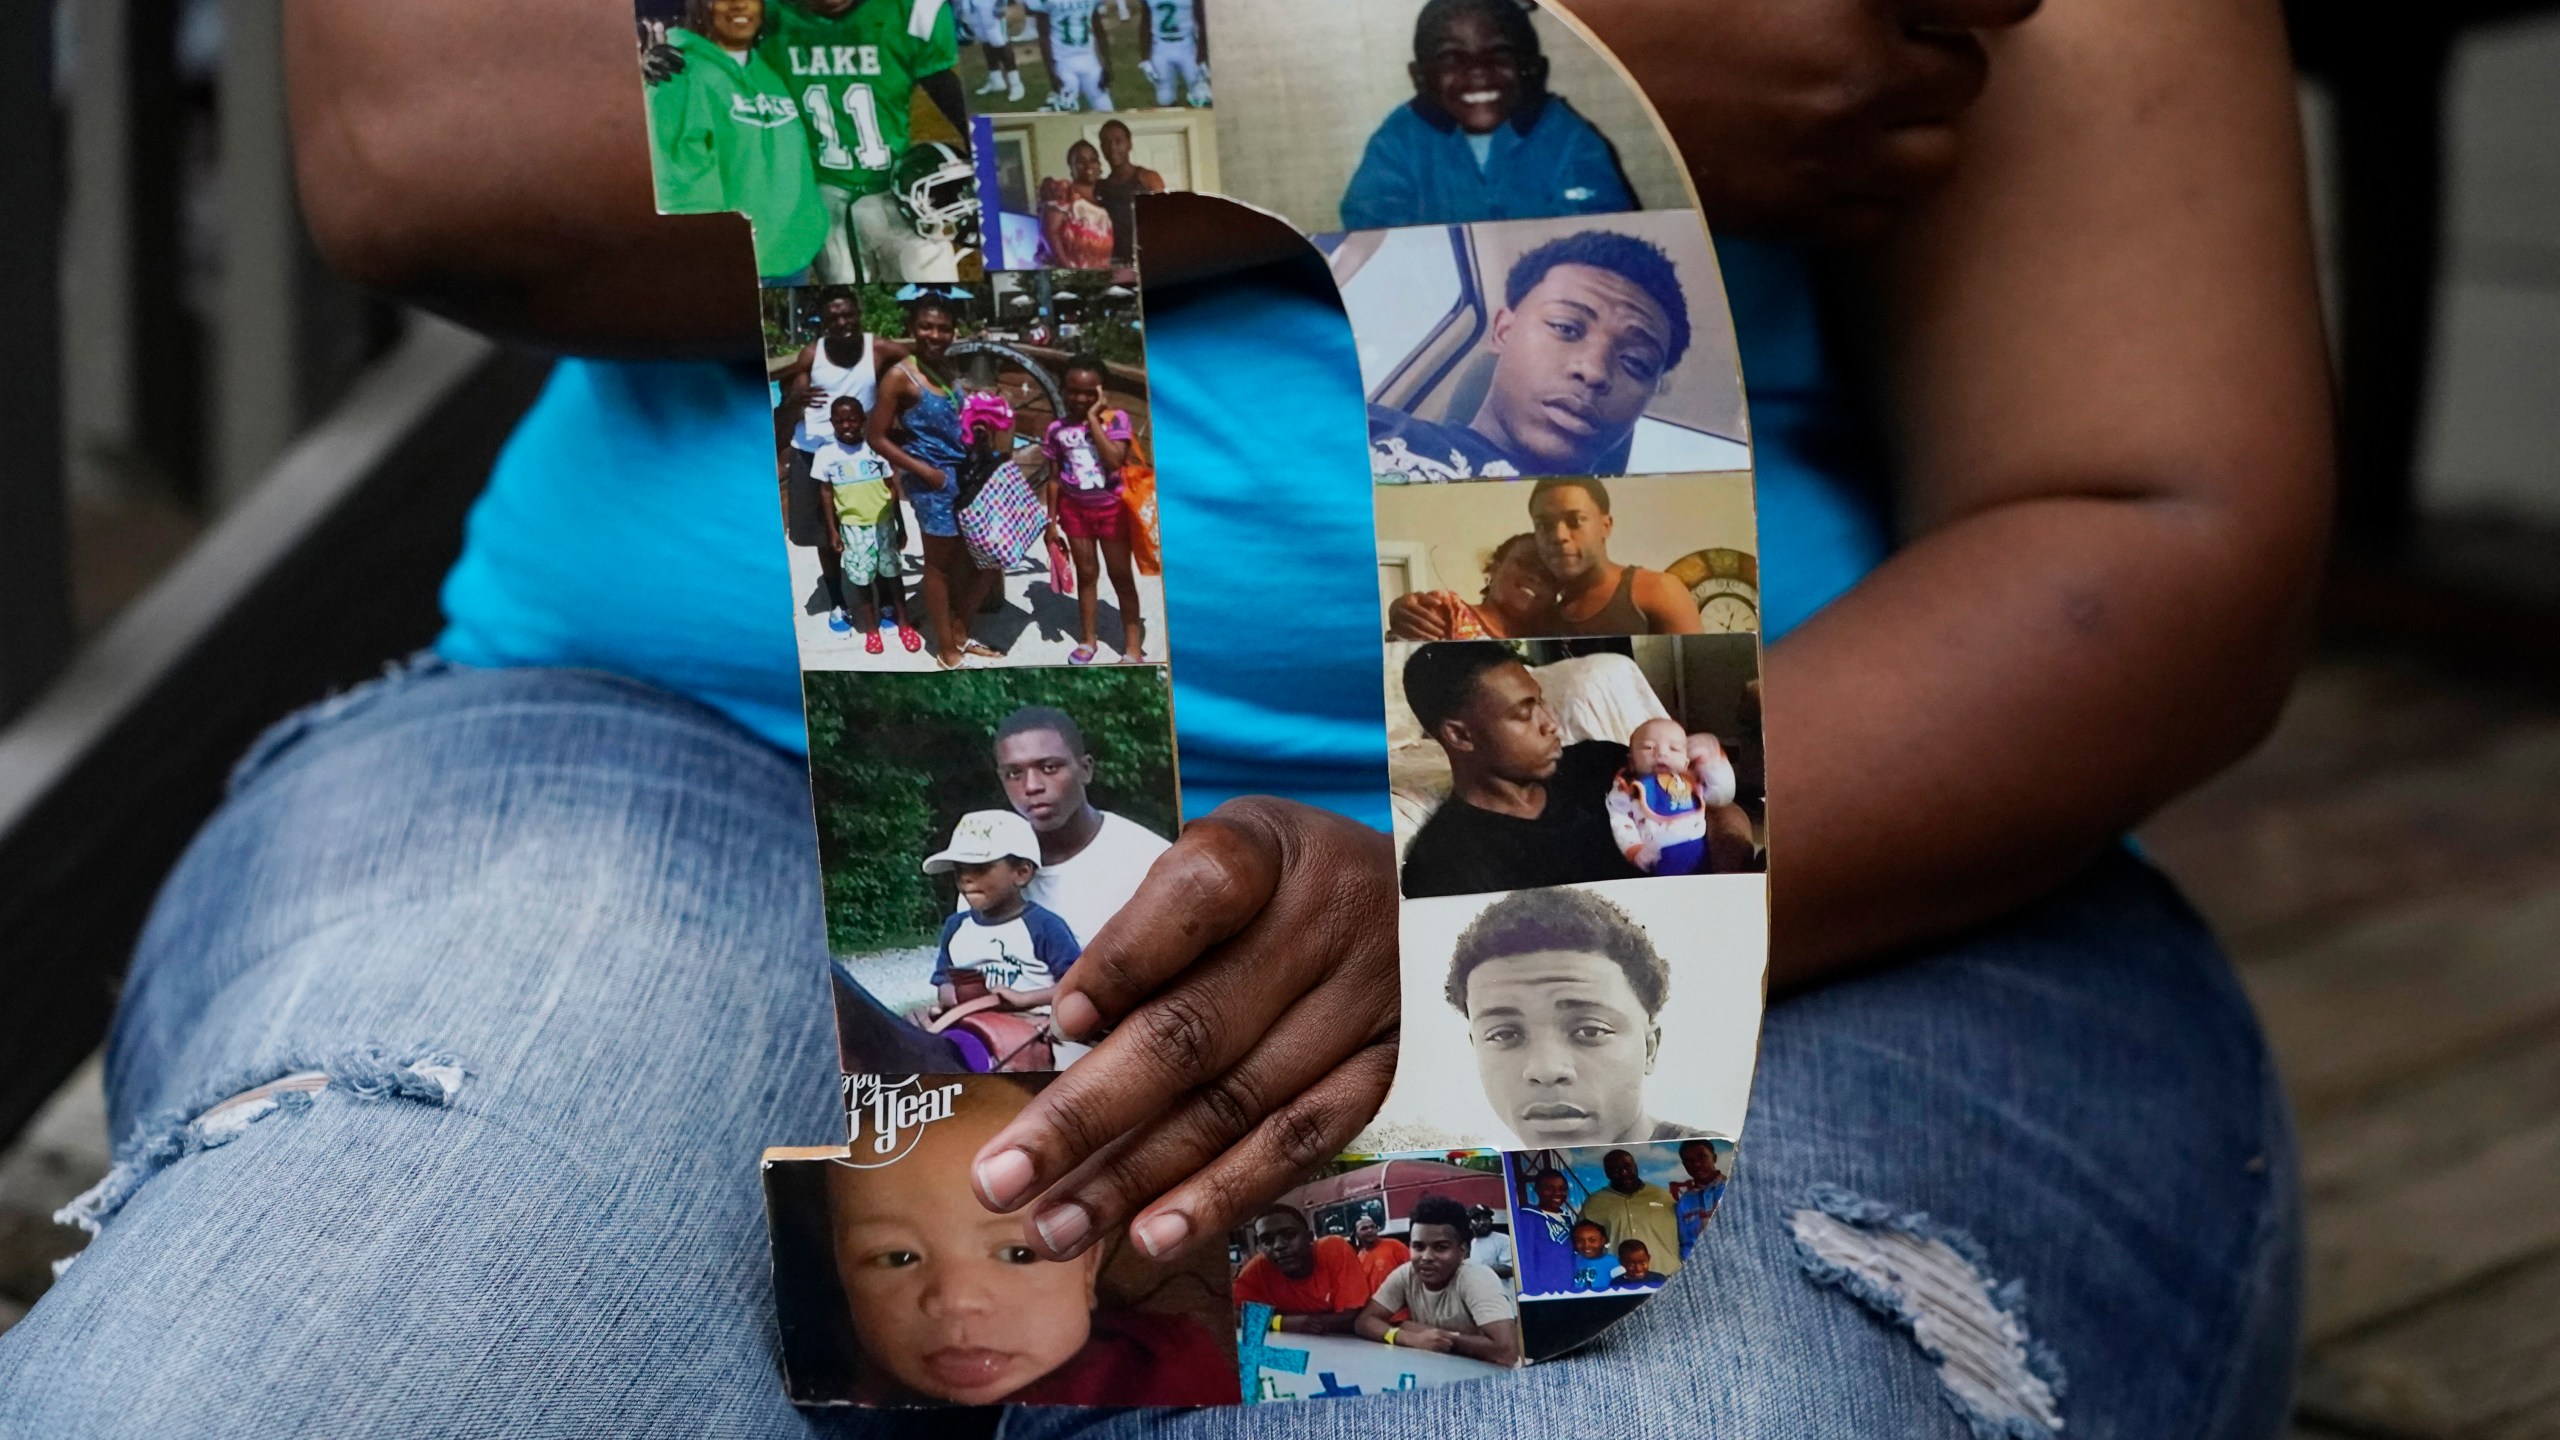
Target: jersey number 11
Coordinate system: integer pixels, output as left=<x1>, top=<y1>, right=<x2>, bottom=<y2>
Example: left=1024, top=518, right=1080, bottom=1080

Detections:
left=803, top=83, right=890, bottom=173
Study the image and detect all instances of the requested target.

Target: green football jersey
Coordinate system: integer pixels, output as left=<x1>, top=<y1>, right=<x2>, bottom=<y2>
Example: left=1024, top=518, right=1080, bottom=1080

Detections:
left=760, top=0, right=960, bottom=197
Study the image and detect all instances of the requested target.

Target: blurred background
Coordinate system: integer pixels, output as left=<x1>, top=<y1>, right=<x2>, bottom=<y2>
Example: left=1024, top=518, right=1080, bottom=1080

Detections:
left=3, top=1, right=2558, bottom=1432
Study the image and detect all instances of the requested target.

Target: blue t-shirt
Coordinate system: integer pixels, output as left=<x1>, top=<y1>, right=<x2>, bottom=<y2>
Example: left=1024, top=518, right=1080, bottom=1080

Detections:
left=1340, top=96, right=1636, bottom=232
left=931, top=901, right=1082, bottom=990
left=437, top=240, right=1888, bottom=829
left=1570, top=1250, right=1616, bottom=1294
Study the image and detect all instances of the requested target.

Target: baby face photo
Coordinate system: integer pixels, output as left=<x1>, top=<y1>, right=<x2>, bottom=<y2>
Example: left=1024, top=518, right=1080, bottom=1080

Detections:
left=1335, top=211, right=1747, bottom=482
left=1503, top=1138, right=1728, bottom=1360
left=1375, top=473, right=1759, bottom=643
left=767, top=279, right=1165, bottom=671
left=952, top=0, right=1212, bottom=116
left=1385, top=634, right=1764, bottom=898
left=981, top=110, right=1221, bottom=272
left=763, top=1073, right=1240, bottom=1407
left=1202, top=0, right=1683, bottom=236
left=1355, top=874, right=1766, bottom=1155
left=634, top=0, right=982, bottom=286
left=805, top=667, right=1178, bottom=1073
left=1231, top=1153, right=1523, bottom=1395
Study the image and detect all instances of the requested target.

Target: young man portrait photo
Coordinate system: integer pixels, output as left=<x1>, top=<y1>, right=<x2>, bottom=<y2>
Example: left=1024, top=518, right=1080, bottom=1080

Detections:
left=1368, top=229, right=1689, bottom=482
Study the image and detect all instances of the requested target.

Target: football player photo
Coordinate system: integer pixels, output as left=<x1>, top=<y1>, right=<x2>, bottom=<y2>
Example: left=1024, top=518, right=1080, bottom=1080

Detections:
left=1373, top=473, right=1761, bottom=642
left=958, top=0, right=1200, bottom=113
left=639, top=0, right=984, bottom=284
left=1341, top=213, right=1748, bottom=483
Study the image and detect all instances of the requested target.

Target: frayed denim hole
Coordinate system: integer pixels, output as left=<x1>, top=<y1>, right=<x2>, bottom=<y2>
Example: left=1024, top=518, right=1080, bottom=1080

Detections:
left=1789, top=1186, right=2067, bottom=1440
left=50, top=1045, right=467, bottom=1275
left=225, top=651, right=452, bottom=797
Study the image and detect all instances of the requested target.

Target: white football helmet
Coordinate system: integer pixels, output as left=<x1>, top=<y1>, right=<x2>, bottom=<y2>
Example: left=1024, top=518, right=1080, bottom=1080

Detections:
left=889, top=142, right=981, bottom=247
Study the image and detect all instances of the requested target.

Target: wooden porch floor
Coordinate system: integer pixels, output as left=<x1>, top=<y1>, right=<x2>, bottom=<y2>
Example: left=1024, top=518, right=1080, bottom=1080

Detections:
left=2142, top=645, right=2560, bottom=1439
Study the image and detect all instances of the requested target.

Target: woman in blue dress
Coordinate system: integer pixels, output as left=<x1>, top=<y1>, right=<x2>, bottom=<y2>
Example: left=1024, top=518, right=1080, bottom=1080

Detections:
left=866, top=292, right=999, bottom=670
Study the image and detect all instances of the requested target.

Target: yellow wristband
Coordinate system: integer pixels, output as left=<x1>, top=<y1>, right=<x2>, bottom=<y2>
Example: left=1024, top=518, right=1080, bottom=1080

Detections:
left=1384, top=1326, right=1400, bottom=1347
left=1267, top=1314, right=1283, bottom=1334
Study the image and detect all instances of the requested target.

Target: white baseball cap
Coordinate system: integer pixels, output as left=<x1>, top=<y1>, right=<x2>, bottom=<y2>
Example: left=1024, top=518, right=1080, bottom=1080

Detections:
left=921, top=809, right=1042, bottom=874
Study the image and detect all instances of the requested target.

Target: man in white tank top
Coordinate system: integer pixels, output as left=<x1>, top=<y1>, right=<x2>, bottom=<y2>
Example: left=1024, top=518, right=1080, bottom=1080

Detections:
left=776, top=287, right=880, bottom=455
left=771, top=287, right=882, bottom=631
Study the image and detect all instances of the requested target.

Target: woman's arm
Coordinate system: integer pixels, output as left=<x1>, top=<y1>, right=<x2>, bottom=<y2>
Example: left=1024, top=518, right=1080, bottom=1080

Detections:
left=285, top=0, right=760, bottom=354
left=1642, top=0, right=2332, bottom=984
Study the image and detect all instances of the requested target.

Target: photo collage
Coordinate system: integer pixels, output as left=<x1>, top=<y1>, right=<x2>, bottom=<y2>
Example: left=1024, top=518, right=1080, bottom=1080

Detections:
left=631, top=0, right=1762, bottom=1409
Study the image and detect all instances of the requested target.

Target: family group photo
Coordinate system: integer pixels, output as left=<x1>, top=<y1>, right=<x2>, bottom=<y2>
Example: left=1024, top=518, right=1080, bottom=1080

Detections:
left=636, top=0, right=985, bottom=284
left=762, top=1073, right=1239, bottom=1407
left=766, top=276, right=1165, bottom=672
left=802, top=668, right=1177, bottom=1075
left=1376, top=473, right=1761, bottom=642
left=1203, top=0, right=1684, bottom=236
left=1499, top=1139, right=1728, bottom=1358
left=1385, top=634, right=1764, bottom=895
left=1338, top=211, right=1750, bottom=483
left=1358, top=872, right=1766, bottom=1156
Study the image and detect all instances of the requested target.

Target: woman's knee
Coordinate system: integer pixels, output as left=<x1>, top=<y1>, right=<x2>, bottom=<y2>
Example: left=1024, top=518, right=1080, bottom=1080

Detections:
left=111, top=662, right=826, bottom=1136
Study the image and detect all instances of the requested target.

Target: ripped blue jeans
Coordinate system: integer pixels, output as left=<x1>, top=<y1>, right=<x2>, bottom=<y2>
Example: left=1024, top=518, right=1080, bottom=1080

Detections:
left=0, top=661, right=2299, bottom=1440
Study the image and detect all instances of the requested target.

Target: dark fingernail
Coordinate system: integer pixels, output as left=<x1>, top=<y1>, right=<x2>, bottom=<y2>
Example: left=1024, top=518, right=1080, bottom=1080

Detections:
left=1054, top=992, right=1100, bottom=1039
left=974, top=1147, right=1035, bottom=1209
left=1131, top=1210, right=1190, bottom=1258
left=1034, top=1201, right=1092, bottom=1254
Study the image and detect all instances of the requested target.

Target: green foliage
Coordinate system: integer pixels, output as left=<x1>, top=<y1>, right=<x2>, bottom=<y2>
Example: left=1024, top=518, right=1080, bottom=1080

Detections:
left=1081, top=311, right=1145, bottom=370
left=761, top=290, right=804, bottom=361
left=857, top=282, right=912, bottom=339
left=803, top=668, right=1177, bottom=954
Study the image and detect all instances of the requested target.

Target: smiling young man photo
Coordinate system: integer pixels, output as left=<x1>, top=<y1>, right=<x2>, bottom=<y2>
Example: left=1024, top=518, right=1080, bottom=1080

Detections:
left=1352, top=1196, right=1523, bottom=1367
left=1340, top=0, right=1635, bottom=232
left=1369, top=228, right=1691, bottom=481
left=1442, top=885, right=1698, bottom=1149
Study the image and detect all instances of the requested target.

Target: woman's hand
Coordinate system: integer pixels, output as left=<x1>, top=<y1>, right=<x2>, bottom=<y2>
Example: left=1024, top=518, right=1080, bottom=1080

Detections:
left=965, top=798, right=1399, bottom=1262
left=1383, top=591, right=1459, bottom=642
